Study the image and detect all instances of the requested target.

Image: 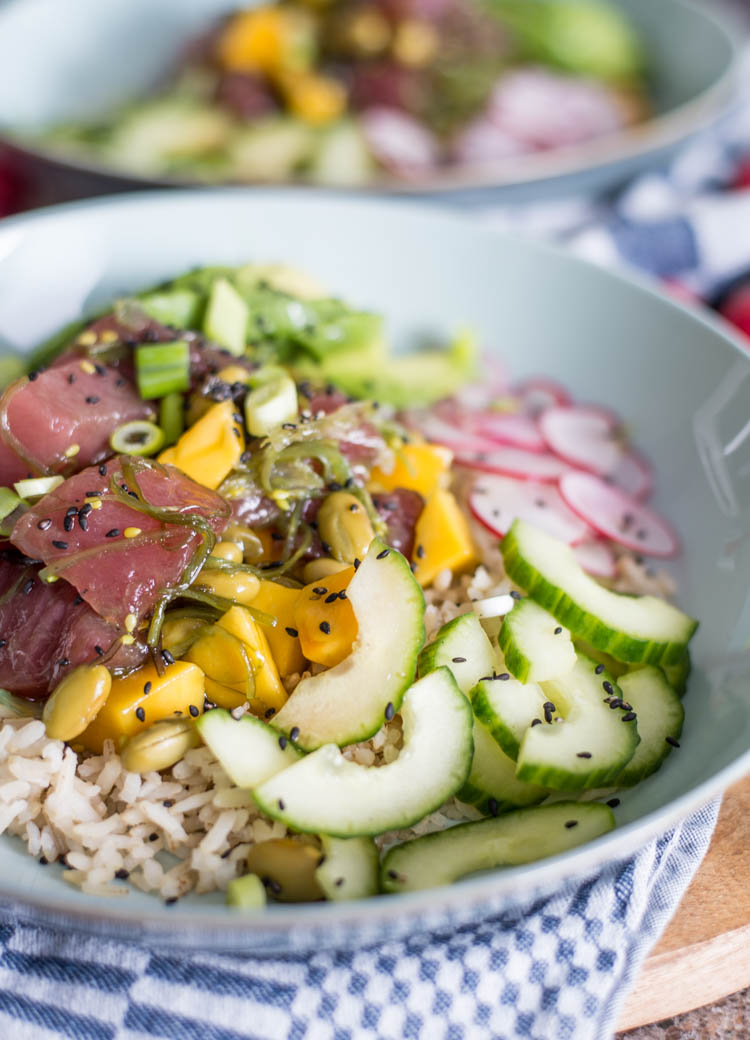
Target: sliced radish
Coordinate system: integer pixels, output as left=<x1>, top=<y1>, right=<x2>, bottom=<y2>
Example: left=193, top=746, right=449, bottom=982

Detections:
left=469, top=474, right=590, bottom=545
left=514, top=377, right=572, bottom=416
left=360, top=107, right=439, bottom=177
left=539, top=405, right=625, bottom=476
left=572, top=539, right=617, bottom=579
left=456, top=445, right=575, bottom=483
left=403, top=411, right=491, bottom=454
left=559, top=472, right=679, bottom=558
left=610, top=451, right=653, bottom=501
left=473, top=411, right=546, bottom=452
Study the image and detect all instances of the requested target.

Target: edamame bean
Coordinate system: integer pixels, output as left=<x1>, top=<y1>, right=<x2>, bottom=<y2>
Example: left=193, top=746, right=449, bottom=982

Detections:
left=120, top=717, right=200, bottom=774
left=43, top=665, right=112, bottom=741
left=317, top=492, right=375, bottom=564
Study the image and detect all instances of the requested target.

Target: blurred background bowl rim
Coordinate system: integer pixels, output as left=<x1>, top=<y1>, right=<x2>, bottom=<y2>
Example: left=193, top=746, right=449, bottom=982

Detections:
left=0, top=187, right=748, bottom=946
left=0, top=0, right=741, bottom=196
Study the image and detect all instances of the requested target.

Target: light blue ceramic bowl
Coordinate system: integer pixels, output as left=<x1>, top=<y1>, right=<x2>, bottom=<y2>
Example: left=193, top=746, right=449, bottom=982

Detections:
left=0, top=0, right=739, bottom=204
left=0, top=190, right=748, bottom=951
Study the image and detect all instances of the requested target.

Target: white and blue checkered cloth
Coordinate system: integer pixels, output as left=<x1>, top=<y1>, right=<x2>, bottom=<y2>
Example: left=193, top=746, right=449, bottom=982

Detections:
left=1, top=49, right=750, bottom=1040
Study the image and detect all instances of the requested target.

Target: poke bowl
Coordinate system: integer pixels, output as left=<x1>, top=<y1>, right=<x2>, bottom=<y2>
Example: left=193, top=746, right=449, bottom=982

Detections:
left=0, top=190, right=747, bottom=952
left=0, top=0, right=739, bottom=204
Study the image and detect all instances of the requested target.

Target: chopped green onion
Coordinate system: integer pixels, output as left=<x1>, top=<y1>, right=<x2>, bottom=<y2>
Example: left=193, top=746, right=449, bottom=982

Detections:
left=159, top=392, right=185, bottom=447
left=0, top=356, right=24, bottom=391
left=135, top=340, right=190, bottom=400
left=13, top=476, right=64, bottom=501
left=244, top=365, right=298, bottom=436
left=203, top=278, right=248, bottom=357
left=0, top=487, right=23, bottom=521
left=110, top=420, right=165, bottom=457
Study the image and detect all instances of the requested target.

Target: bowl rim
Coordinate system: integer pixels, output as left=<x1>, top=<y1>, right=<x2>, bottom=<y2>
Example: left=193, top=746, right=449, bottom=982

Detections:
left=0, top=187, right=748, bottom=947
left=0, top=0, right=741, bottom=195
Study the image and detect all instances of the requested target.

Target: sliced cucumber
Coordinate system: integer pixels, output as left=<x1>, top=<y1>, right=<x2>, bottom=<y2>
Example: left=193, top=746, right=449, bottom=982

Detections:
left=418, top=611, right=497, bottom=694
left=663, top=651, right=691, bottom=697
left=254, top=668, right=473, bottom=837
left=458, top=720, right=546, bottom=815
left=502, top=519, right=697, bottom=666
left=226, top=873, right=267, bottom=909
left=471, top=674, right=547, bottom=761
left=138, top=288, right=202, bottom=330
left=273, top=539, right=425, bottom=750
left=309, top=120, right=374, bottom=186
left=203, top=277, right=249, bottom=356
left=195, top=709, right=301, bottom=788
left=229, top=118, right=313, bottom=181
left=615, top=668, right=684, bottom=786
left=498, top=599, right=576, bottom=683
left=381, top=802, right=615, bottom=893
left=315, top=836, right=380, bottom=900
left=516, top=654, right=639, bottom=790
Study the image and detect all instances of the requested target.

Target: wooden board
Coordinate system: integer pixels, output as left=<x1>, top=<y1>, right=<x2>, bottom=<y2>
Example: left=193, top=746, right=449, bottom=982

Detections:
left=618, top=773, right=750, bottom=1032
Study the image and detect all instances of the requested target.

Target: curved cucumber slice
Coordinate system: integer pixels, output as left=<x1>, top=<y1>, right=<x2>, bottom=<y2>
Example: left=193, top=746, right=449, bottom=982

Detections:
left=502, top=519, right=697, bottom=666
left=418, top=611, right=497, bottom=694
left=195, top=708, right=301, bottom=787
left=517, top=655, right=639, bottom=790
left=226, top=873, right=267, bottom=909
left=498, top=599, right=576, bottom=683
left=663, top=651, right=691, bottom=697
left=381, top=802, right=615, bottom=893
left=273, top=539, right=425, bottom=749
left=315, top=836, right=380, bottom=901
left=471, top=674, right=547, bottom=761
left=254, top=668, right=473, bottom=837
left=458, top=720, right=546, bottom=814
left=615, top=668, right=684, bottom=786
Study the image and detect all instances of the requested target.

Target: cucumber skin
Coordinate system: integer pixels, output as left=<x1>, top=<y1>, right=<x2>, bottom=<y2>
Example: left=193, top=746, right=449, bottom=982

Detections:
left=417, top=612, right=496, bottom=689
left=471, top=681, right=537, bottom=762
left=502, top=525, right=697, bottom=667
left=457, top=721, right=546, bottom=815
left=615, top=669, right=684, bottom=786
left=381, top=802, right=615, bottom=893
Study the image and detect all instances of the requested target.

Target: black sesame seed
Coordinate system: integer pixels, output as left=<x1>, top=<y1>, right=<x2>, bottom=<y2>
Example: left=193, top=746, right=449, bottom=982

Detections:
left=510, top=590, right=522, bottom=600
left=22, top=578, right=34, bottom=595
left=189, top=704, right=199, bottom=718
left=115, top=868, right=129, bottom=880
left=328, top=481, right=343, bottom=492
left=51, top=540, right=68, bottom=550
left=66, top=506, right=78, bottom=517
left=98, top=463, right=107, bottom=476
left=543, top=701, right=556, bottom=723
left=353, top=558, right=361, bottom=570
left=319, top=621, right=331, bottom=634
left=78, top=514, right=88, bottom=532
left=576, top=752, right=592, bottom=759
left=487, top=797, right=499, bottom=817
left=143, top=681, right=152, bottom=695
left=384, top=702, right=395, bottom=721
left=135, top=707, right=145, bottom=722
left=554, top=627, right=563, bottom=635
left=387, top=869, right=400, bottom=880
left=334, top=877, right=344, bottom=888
left=79, top=503, right=92, bottom=517
left=278, top=736, right=288, bottom=750
left=162, top=800, right=173, bottom=809
left=85, top=395, right=100, bottom=405
left=607, top=798, right=620, bottom=808
left=621, top=712, right=637, bottom=722
left=602, top=680, right=614, bottom=695
left=325, top=592, right=338, bottom=604
left=63, top=515, right=74, bottom=532
left=94, top=645, right=104, bottom=656
left=220, top=848, right=232, bottom=859
left=165, top=897, right=178, bottom=906
left=666, top=736, right=681, bottom=748
left=278, top=799, right=285, bottom=811
left=451, top=656, right=467, bottom=664
left=271, top=531, right=284, bottom=542
left=73, top=595, right=83, bottom=606
left=595, top=664, right=605, bottom=675
left=313, top=587, right=327, bottom=596
left=162, top=649, right=175, bottom=666
left=564, top=820, right=578, bottom=829
left=37, top=518, right=52, bottom=531
left=28, top=370, right=38, bottom=381
left=67, top=373, right=76, bottom=385
left=497, top=672, right=510, bottom=681
left=285, top=627, right=298, bottom=638
left=58, top=657, right=70, bottom=668
left=376, top=549, right=390, bottom=559
left=39, top=856, right=47, bottom=865
left=0, top=640, right=5, bottom=649
left=608, top=698, right=623, bottom=710
left=289, top=727, right=300, bottom=742
left=416, top=545, right=425, bottom=559
left=148, top=832, right=158, bottom=842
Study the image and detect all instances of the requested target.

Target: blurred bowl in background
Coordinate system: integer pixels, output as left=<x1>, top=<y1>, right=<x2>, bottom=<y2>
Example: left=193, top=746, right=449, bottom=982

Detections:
left=0, top=0, right=740, bottom=205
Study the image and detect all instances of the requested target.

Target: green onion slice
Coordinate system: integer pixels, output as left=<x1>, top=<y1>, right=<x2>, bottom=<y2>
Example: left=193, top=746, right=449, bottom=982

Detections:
left=0, top=487, right=24, bottom=521
left=110, top=420, right=165, bottom=457
left=13, top=476, right=64, bottom=501
left=135, top=340, right=190, bottom=400
left=244, top=365, right=298, bottom=437
left=159, top=392, right=185, bottom=447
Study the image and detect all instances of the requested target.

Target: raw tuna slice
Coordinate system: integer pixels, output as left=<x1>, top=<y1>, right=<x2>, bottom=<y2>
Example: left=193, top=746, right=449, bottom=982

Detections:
left=373, top=488, right=424, bottom=559
left=469, top=474, right=589, bottom=545
left=559, top=472, right=679, bottom=558
left=11, top=457, right=230, bottom=627
left=0, top=552, right=146, bottom=697
left=539, top=405, right=625, bottom=476
left=0, top=358, right=154, bottom=481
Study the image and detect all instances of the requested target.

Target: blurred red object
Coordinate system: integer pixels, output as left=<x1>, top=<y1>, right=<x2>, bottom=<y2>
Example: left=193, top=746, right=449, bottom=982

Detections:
left=718, top=280, right=750, bottom=345
left=0, top=148, right=25, bottom=216
left=733, top=155, right=750, bottom=190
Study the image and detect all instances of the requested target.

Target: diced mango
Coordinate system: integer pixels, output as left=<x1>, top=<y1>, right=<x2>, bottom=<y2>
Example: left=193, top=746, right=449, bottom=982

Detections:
left=160, top=615, right=206, bottom=657
left=411, top=489, right=478, bottom=588
left=159, top=400, right=243, bottom=489
left=221, top=605, right=287, bottom=711
left=203, top=676, right=248, bottom=711
left=293, top=566, right=357, bottom=668
left=283, top=73, right=347, bottom=125
left=217, top=7, right=314, bottom=76
left=251, top=579, right=306, bottom=677
left=251, top=527, right=285, bottom=565
left=185, top=624, right=257, bottom=707
left=79, top=661, right=205, bottom=754
left=369, top=442, right=452, bottom=498
left=217, top=365, right=253, bottom=386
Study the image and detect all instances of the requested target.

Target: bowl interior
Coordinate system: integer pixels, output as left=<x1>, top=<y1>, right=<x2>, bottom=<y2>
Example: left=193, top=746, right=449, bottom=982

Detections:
left=0, top=0, right=737, bottom=199
left=0, top=191, right=748, bottom=945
